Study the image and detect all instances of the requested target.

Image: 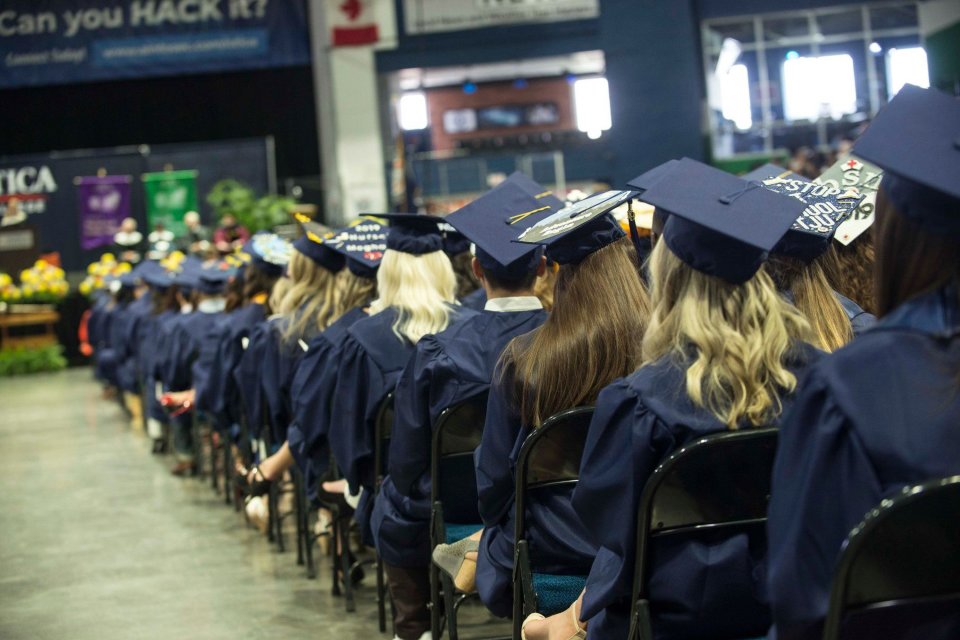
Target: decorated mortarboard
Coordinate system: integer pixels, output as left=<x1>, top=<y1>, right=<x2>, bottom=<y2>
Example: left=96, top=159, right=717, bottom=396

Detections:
left=814, top=154, right=884, bottom=245
left=294, top=218, right=346, bottom=273
left=748, top=168, right=864, bottom=262
left=852, top=84, right=960, bottom=235
left=445, top=176, right=562, bottom=278
left=245, top=232, right=293, bottom=277
left=741, top=163, right=805, bottom=183
left=515, top=189, right=635, bottom=265
left=325, top=219, right=388, bottom=279
left=361, top=213, right=445, bottom=256
left=637, top=158, right=807, bottom=284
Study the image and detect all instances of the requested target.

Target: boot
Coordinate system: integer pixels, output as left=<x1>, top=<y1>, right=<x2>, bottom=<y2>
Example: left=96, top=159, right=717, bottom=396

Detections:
left=124, top=392, right=144, bottom=432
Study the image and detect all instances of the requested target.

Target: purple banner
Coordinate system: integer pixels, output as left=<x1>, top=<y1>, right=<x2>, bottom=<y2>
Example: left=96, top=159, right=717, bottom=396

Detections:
left=76, top=175, right=132, bottom=251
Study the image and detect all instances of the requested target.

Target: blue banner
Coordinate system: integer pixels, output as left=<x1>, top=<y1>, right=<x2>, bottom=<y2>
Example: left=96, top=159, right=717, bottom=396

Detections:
left=0, top=0, right=310, bottom=89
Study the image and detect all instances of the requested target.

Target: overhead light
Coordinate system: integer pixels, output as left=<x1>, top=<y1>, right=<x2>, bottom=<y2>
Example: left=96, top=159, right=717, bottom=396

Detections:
left=574, top=77, right=612, bottom=139
left=398, top=92, right=428, bottom=131
left=869, top=41, right=882, bottom=54
left=786, top=50, right=800, bottom=60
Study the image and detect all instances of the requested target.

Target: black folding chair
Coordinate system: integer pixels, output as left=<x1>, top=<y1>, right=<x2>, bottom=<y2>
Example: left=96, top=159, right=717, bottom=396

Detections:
left=822, top=475, right=960, bottom=640
left=371, top=391, right=395, bottom=630
left=428, top=392, right=490, bottom=640
left=512, top=406, right=594, bottom=640
left=628, top=428, right=779, bottom=640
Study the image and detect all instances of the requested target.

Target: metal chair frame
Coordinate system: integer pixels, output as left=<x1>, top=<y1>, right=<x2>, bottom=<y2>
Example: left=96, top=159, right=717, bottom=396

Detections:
left=511, top=406, right=594, bottom=640
left=627, top=428, right=779, bottom=640
left=822, top=475, right=960, bottom=640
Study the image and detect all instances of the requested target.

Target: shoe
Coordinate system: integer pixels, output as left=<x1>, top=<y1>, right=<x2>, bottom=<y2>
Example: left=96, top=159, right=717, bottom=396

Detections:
left=151, top=439, right=167, bottom=454
left=520, top=607, right=586, bottom=640
left=170, top=461, right=197, bottom=477
left=432, top=537, right=479, bottom=593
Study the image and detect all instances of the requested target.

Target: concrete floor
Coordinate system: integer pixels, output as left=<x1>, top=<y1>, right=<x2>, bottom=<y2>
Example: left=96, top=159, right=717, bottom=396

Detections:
left=0, top=368, right=506, bottom=640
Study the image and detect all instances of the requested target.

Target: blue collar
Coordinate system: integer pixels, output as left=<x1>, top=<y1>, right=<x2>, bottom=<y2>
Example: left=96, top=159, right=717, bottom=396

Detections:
left=878, top=284, right=960, bottom=338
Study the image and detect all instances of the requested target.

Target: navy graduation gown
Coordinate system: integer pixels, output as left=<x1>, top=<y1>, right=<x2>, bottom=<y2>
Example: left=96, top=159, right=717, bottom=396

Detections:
left=164, top=310, right=224, bottom=392
left=195, top=302, right=266, bottom=428
left=287, top=306, right=368, bottom=501
left=328, top=305, right=476, bottom=542
left=116, top=293, right=153, bottom=393
left=575, top=344, right=820, bottom=640
left=234, top=318, right=273, bottom=439
left=475, top=363, right=599, bottom=618
left=768, top=285, right=960, bottom=640
left=143, top=309, right=178, bottom=421
left=835, top=291, right=876, bottom=336
left=371, top=307, right=547, bottom=567
left=461, top=287, right=487, bottom=311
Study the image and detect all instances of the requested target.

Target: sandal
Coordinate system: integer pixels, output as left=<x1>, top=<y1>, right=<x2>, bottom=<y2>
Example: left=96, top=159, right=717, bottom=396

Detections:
left=520, top=605, right=587, bottom=640
left=234, top=465, right=270, bottom=497
left=432, top=537, right=479, bottom=593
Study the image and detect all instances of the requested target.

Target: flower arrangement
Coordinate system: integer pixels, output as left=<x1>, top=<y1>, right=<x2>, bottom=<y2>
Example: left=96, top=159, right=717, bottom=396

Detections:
left=78, top=253, right=132, bottom=297
left=0, top=260, right=70, bottom=304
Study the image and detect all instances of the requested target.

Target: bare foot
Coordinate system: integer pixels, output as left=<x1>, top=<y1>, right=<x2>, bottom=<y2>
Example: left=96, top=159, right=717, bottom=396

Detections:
left=322, top=479, right=348, bottom=494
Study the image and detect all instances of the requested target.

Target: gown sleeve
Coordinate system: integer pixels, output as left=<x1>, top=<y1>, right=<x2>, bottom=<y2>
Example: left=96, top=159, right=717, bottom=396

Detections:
left=767, top=367, right=884, bottom=637
left=574, top=379, right=675, bottom=625
left=475, top=371, right=525, bottom=528
left=388, top=336, right=459, bottom=497
left=287, top=337, right=339, bottom=470
left=236, top=322, right=270, bottom=437
left=327, top=335, right=388, bottom=494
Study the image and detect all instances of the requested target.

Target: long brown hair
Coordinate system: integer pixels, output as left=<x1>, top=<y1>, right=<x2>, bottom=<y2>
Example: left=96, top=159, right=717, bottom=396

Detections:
left=874, top=188, right=960, bottom=317
left=766, top=255, right=852, bottom=352
left=243, top=264, right=280, bottom=313
left=337, top=269, right=377, bottom=316
left=451, top=251, right=481, bottom=299
left=820, top=235, right=877, bottom=315
left=499, top=236, right=651, bottom=426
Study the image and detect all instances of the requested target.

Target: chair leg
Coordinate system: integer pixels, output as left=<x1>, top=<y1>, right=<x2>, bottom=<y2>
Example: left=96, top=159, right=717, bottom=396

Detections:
left=339, top=517, right=356, bottom=612
left=267, top=481, right=277, bottom=543
left=440, top=572, right=459, bottom=640
left=274, top=483, right=285, bottom=552
left=376, top=554, right=387, bottom=632
left=330, top=509, right=342, bottom=596
left=223, top=442, right=233, bottom=506
left=304, top=507, right=317, bottom=580
left=210, top=430, right=219, bottom=492
left=294, top=477, right=305, bottom=567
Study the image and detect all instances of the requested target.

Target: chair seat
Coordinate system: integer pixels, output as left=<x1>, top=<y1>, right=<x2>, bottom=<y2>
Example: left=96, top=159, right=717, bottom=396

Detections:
left=531, top=573, right=588, bottom=615
left=444, top=522, right=483, bottom=544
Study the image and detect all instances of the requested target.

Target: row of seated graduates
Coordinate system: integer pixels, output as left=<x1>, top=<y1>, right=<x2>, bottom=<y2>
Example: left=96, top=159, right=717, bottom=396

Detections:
left=85, top=83, right=960, bottom=640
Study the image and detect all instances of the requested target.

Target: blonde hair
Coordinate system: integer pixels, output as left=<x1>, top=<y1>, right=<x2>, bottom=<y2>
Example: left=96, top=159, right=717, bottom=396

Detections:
left=766, top=255, right=852, bottom=352
left=278, top=249, right=340, bottom=344
left=268, top=275, right=291, bottom=314
left=643, top=242, right=814, bottom=428
left=369, top=249, right=458, bottom=344
left=336, top=269, right=377, bottom=317
left=501, top=237, right=650, bottom=427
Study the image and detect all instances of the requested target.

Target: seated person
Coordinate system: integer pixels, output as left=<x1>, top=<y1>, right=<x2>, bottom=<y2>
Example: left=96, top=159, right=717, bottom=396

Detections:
left=522, top=159, right=822, bottom=640
left=370, top=176, right=561, bottom=640
left=326, top=214, right=477, bottom=547
left=768, top=84, right=960, bottom=640
left=433, top=190, right=651, bottom=621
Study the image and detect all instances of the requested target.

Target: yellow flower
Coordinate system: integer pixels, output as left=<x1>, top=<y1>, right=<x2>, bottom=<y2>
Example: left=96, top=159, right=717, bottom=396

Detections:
left=115, top=263, right=132, bottom=274
left=101, top=253, right=116, bottom=263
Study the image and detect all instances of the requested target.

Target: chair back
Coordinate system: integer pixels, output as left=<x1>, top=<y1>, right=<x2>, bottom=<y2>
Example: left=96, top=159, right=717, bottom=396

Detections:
left=514, top=406, right=595, bottom=538
left=822, top=476, right=960, bottom=640
left=629, top=428, right=778, bottom=639
left=372, top=391, right=395, bottom=492
left=430, top=391, right=489, bottom=525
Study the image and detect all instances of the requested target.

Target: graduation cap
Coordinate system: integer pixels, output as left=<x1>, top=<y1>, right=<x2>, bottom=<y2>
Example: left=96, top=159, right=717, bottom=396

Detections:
left=852, top=84, right=960, bottom=235
left=637, top=158, right=806, bottom=284
left=172, top=256, right=204, bottom=291
left=118, top=259, right=155, bottom=288
left=361, top=213, right=445, bottom=255
left=740, top=163, right=805, bottom=183
left=501, top=171, right=565, bottom=209
left=515, top=189, right=634, bottom=265
left=814, top=154, right=884, bottom=246
left=143, top=261, right=176, bottom=290
left=326, top=219, right=388, bottom=279
left=750, top=169, right=864, bottom=262
left=294, top=218, right=346, bottom=273
left=445, top=176, right=562, bottom=278
left=626, top=159, right=681, bottom=194
left=196, top=262, right=231, bottom=295
left=439, top=223, right=471, bottom=257
left=245, top=232, right=293, bottom=277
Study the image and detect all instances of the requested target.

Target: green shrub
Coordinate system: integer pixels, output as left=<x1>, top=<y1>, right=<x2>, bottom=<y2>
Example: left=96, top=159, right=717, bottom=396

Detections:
left=0, top=345, right=68, bottom=377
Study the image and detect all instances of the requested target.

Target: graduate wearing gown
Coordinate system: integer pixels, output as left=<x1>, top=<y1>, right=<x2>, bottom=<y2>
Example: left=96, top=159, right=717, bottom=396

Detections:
left=466, top=188, right=651, bottom=620
left=371, top=176, right=559, bottom=640
left=524, top=159, right=821, bottom=640
left=236, top=219, right=345, bottom=447
left=742, top=163, right=877, bottom=346
left=287, top=221, right=385, bottom=500
left=768, top=85, right=960, bottom=640
left=326, top=213, right=477, bottom=547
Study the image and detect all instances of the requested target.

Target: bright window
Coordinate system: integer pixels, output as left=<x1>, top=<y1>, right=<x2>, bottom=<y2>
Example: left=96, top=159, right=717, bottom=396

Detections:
left=720, top=63, right=752, bottom=130
left=573, top=77, right=612, bottom=140
left=398, top=92, right=428, bottom=131
left=886, top=46, right=929, bottom=98
left=782, top=54, right=858, bottom=122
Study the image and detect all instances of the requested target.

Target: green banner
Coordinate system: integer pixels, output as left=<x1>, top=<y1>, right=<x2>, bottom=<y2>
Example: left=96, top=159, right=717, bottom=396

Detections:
left=142, top=170, right=198, bottom=237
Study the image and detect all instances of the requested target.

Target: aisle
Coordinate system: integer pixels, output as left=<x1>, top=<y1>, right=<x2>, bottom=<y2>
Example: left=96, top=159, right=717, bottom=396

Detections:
left=0, top=368, right=377, bottom=640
